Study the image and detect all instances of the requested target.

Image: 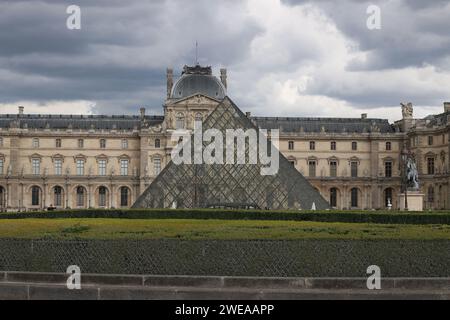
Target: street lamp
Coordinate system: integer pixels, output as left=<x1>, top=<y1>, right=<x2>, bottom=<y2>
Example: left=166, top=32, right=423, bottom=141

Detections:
left=401, top=147, right=409, bottom=211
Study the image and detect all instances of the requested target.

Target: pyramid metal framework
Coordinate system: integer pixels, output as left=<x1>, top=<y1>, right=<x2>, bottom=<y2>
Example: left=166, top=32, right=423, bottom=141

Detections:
left=133, top=97, right=329, bottom=210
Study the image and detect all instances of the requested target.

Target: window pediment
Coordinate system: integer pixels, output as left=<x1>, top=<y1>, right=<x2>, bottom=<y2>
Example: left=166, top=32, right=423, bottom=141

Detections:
left=51, top=154, right=65, bottom=163
left=327, top=156, right=339, bottom=165
left=150, top=153, right=164, bottom=161
left=118, top=154, right=131, bottom=163
left=382, top=156, right=395, bottom=164
left=348, top=156, right=360, bottom=165
left=424, top=152, right=437, bottom=159
left=306, top=156, right=318, bottom=164
left=95, top=154, right=109, bottom=163
left=73, top=154, right=87, bottom=162
left=29, top=153, right=42, bottom=162
left=286, top=156, right=297, bottom=165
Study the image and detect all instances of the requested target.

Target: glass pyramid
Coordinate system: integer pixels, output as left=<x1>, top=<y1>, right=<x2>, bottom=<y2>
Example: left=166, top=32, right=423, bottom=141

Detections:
left=133, top=97, right=329, bottom=210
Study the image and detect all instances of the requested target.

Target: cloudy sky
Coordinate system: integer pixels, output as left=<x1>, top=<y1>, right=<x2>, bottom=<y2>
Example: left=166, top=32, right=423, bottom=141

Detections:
left=0, top=0, right=449, bottom=121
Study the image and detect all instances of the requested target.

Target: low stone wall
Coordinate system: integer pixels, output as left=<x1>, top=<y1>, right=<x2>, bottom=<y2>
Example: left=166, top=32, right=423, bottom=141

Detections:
left=0, top=239, right=449, bottom=277
left=0, top=272, right=449, bottom=300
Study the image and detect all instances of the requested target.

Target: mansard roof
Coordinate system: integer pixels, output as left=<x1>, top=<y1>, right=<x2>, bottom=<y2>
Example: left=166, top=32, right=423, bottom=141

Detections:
left=0, top=114, right=164, bottom=130
left=251, top=116, right=396, bottom=134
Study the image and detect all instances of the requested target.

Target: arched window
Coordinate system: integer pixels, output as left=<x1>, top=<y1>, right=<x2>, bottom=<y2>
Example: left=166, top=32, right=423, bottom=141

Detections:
left=31, top=186, right=40, bottom=206
left=76, top=186, right=85, bottom=207
left=98, top=186, right=107, bottom=207
left=330, top=188, right=338, bottom=207
left=194, top=113, right=203, bottom=129
left=0, top=186, right=5, bottom=208
left=384, top=188, right=393, bottom=208
left=54, top=186, right=63, bottom=207
left=428, top=186, right=435, bottom=203
left=176, top=113, right=185, bottom=130
left=120, top=187, right=129, bottom=207
left=155, top=139, right=161, bottom=148
left=350, top=188, right=358, bottom=208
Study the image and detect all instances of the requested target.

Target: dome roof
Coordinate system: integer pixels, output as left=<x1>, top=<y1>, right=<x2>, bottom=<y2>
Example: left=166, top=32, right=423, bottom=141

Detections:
left=170, top=65, right=226, bottom=100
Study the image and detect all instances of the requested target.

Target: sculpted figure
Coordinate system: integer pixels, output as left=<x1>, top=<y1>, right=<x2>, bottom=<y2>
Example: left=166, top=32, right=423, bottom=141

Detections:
left=405, top=157, right=419, bottom=190
left=401, top=102, right=413, bottom=118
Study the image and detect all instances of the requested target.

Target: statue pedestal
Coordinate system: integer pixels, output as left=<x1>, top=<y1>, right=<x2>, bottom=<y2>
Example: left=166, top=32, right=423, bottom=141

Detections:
left=398, top=191, right=424, bottom=211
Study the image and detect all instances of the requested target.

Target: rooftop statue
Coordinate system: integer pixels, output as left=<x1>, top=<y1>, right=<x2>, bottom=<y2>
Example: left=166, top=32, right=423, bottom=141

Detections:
left=401, top=102, right=413, bottom=118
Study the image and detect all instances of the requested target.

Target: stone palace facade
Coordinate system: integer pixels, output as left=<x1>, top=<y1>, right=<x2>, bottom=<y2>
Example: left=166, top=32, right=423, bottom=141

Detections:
left=0, top=64, right=449, bottom=211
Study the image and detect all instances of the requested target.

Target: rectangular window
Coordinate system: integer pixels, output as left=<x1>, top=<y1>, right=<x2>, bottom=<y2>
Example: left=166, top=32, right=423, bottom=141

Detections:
left=98, top=160, right=106, bottom=176
left=32, top=159, right=40, bottom=175
left=428, top=136, right=434, bottom=146
left=122, top=139, right=128, bottom=149
left=331, top=141, right=336, bottom=151
left=330, top=161, right=337, bottom=177
left=78, top=139, right=84, bottom=148
left=385, top=161, right=392, bottom=178
left=56, top=138, right=62, bottom=148
left=54, top=159, right=62, bottom=176
left=288, top=141, right=294, bottom=150
left=386, top=142, right=391, bottom=151
left=352, top=141, right=358, bottom=151
left=32, top=138, right=39, bottom=148
left=0, top=159, right=3, bottom=175
left=309, top=141, right=315, bottom=151
left=100, top=139, right=106, bottom=149
left=120, top=159, right=129, bottom=176
left=427, top=158, right=435, bottom=175
left=0, top=137, right=3, bottom=147
left=76, top=159, right=84, bottom=176
left=308, top=161, right=316, bottom=177
left=154, top=158, right=161, bottom=175
left=351, top=161, right=358, bottom=178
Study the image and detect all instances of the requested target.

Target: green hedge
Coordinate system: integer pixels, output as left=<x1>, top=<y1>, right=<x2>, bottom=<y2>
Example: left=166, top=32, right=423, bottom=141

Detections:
left=1, top=208, right=450, bottom=225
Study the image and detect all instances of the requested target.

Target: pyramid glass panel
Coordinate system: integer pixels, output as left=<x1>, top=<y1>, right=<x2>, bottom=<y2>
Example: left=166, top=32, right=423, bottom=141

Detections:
left=133, top=97, right=329, bottom=210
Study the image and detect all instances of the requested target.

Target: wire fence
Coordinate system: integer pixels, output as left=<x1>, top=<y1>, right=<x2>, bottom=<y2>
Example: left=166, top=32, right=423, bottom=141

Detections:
left=0, top=239, right=449, bottom=277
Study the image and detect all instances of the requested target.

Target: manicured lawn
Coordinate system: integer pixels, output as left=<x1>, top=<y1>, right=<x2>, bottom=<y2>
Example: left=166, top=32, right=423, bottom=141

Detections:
left=0, top=218, right=449, bottom=240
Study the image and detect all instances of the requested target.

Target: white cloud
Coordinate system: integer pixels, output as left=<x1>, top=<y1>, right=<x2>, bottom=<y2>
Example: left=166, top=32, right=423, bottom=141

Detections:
left=0, top=100, right=95, bottom=115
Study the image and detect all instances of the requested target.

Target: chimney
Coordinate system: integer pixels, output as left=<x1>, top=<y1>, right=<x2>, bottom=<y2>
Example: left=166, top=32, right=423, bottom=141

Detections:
left=444, top=102, right=450, bottom=113
left=166, top=68, right=173, bottom=99
left=18, top=106, right=24, bottom=115
left=220, top=68, right=227, bottom=89
left=361, top=113, right=367, bottom=119
left=140, top=107, right=146, bottom=119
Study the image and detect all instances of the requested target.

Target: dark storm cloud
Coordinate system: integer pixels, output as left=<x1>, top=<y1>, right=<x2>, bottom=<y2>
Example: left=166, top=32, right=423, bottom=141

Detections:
left=0, top=0, right=448, bottom=117
left=0, top=0, right=262, bottom=114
